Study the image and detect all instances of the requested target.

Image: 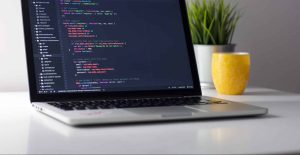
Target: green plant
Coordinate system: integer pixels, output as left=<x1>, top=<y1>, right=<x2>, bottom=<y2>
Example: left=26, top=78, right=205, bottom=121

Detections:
left=187, top=0, right=241, bottom=45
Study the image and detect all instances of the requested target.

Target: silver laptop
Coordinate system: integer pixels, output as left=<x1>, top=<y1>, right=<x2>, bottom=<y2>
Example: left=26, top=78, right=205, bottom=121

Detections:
left=21, top=0, right=267, bottom=126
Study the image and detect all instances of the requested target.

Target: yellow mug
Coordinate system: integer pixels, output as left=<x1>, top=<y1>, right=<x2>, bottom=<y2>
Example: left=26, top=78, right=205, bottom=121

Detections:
left=212, top=53, right=251, bottom=95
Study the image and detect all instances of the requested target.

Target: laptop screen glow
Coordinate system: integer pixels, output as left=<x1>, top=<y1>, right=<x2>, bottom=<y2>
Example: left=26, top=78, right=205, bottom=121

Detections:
left=28, top=0, right=194, bottom=94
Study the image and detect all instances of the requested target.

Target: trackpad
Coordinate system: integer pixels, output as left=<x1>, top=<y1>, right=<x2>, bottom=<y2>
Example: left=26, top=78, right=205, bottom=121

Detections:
left=126, top=106, right=199, bottom=117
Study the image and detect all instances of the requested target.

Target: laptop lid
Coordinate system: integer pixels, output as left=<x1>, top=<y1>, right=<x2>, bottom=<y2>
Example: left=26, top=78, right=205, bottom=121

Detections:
left=21, top=0, right=201, bottom=102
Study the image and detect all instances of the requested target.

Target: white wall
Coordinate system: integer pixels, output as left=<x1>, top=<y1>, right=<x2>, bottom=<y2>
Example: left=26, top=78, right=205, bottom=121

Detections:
left=227, top=0, right=300, bottom=93
left=1, top=0, right=300, bottom=93
left=0, top=0, right=28, bottom=92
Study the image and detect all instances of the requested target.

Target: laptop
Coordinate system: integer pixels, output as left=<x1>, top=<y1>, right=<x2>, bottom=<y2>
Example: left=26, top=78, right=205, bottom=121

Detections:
left=21, top=0, right=268, bottom=126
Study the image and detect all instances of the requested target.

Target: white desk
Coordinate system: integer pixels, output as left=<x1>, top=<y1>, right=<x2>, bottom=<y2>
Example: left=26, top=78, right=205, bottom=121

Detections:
left=0, top=88, right=300, bottom=154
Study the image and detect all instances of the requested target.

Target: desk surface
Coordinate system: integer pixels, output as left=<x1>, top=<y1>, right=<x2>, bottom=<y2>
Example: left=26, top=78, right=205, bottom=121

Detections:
left=0, top=88, right=300, bottom=154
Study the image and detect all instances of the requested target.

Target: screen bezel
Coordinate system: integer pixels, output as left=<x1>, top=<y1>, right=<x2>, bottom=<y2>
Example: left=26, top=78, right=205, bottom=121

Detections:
left=21, top=0, right=202, bottom=102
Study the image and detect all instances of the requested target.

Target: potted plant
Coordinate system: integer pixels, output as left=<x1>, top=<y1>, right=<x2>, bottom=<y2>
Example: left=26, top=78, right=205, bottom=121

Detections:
left=187, top=0, right=241, bottom=88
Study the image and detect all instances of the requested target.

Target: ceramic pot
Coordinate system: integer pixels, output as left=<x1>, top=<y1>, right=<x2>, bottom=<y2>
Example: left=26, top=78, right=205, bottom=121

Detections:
left=194, top=44, right=236, bottom=88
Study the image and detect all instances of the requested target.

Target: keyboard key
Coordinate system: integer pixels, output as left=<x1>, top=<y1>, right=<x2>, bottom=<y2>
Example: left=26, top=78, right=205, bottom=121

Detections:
left=47, top=97, right=228, bottom=111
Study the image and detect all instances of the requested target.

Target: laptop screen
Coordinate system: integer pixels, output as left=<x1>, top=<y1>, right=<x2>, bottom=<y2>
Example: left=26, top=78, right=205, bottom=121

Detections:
left=27, top=0, right=194, bottom=94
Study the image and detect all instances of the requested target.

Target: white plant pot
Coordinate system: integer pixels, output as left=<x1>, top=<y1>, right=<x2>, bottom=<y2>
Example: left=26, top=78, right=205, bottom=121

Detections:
left=194, top=45, right=236, bottom=88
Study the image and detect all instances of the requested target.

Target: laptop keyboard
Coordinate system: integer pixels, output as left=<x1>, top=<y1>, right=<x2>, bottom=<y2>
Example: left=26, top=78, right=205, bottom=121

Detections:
left=47, top=97, right=228, bottom=111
